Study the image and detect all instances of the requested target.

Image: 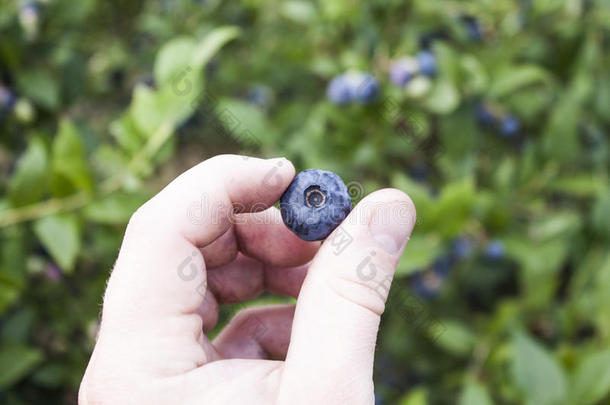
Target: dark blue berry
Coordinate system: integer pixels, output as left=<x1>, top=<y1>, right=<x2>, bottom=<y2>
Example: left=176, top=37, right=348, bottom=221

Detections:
left=475, top=102, right=495, bottom=126
left=485, top=240, right=505, bottom=259
left=20, top=2, right=39, bottom=15
left=451, top=237, right=474, bottom=260
left=460, top=15, right=483, bottom=41
left=499, top=115, right=520, bottom=137
left=433, top=255, right=452, bottom=277
left=0, top=85, right=16, bottom=111
left=411, top=269, right=443, bottom=299
left=326, top=72, right=379, bottom=105
left=409, top=163, right=429, bottom=183
left=247, top=85, right=273, bottom=108
left=389, top=57, right=418, bottom=87
left=352, top=73, right=379, bottom=104
left=326, top=74, right=353, bottom=105
left=416, top=50, right=437, bottom=77
left=280, top=169, right=352, bottom=241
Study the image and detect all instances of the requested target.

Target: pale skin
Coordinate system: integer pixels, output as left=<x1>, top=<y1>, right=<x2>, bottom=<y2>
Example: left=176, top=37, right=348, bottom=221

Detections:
left=79, top=155, right=416, bottom=404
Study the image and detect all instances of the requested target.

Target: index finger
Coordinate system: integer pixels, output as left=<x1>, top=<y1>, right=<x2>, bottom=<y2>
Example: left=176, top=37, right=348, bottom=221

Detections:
left=101, top=155, right=295, bottom=325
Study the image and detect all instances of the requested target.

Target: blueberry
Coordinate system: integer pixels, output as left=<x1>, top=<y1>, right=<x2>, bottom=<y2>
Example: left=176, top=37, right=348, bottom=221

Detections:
left=416, top=50, right=437, bottom=77
left=485, top=240, right=505, bottom=259
left=409, top=162, right=429, bottom=183
left=451, top=237, right=474, bottom=260
left=460, top=15, right=483, bottom=41
left=351, top=72, right=379, bottom=104
left=499, top=115, right=520, bottom=137
left=246, top=85, right=273, bottom=108
left=389, top=57, right=419, bottom=87
left=280, top=169, right=352, bottom=241
left=326, top=74, right=353, bottom=105
left=475, top=102, right=496, bottom=126
left=0, top=85, right=16, bottom=111
left=433, top=255, right=453, bottom=277
left=19, top=2, right=39, bottom=35
left=411, top=269, right=443, bottom=299
left=326, top=72, right=379, bottom=105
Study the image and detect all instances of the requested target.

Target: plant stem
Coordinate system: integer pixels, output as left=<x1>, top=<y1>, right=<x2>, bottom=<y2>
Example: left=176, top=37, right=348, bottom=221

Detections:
left=0, top=122, right=175, bottom=228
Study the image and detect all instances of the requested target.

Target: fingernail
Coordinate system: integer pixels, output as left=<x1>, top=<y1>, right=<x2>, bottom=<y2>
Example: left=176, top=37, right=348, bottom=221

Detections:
left=369, top=200, right=414, bottom=254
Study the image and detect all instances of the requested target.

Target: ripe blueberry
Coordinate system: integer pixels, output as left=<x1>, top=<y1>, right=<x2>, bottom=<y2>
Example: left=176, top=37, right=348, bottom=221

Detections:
left=326, top=74, right=353, bottom=105
left=411, top=269, right=444, bottom=299
left=485, top=240, right=505, bottom=259
left=389, top=57, right=419, bottom=87
left=280, top=169, right=352, bottom=241
left=326, top=72, right=379, bottom=105
left=460, top=15, right=483, bottom=41
left=451, top=236, right=474, bottom=260
left=475, top=102, right=496, bottom=126
left=352, top=72, right=379, bottom=104
left=416, top=50, right=437, bottom=77
left=0, top=85, right=16, bottom=111
left=499, top=115, right=520, bottom=137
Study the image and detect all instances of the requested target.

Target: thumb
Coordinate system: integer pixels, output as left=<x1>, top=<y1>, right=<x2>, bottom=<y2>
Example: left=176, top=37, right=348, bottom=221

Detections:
left=280, top=189, right=416, bottom=404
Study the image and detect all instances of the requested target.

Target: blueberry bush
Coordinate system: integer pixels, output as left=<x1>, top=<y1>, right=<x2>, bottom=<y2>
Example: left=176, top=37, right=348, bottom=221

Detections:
left=1, top=0, right=610, bottom=404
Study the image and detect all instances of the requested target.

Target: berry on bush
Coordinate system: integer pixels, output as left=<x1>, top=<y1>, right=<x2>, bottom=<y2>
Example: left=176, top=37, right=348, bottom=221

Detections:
left=326, top=75, right=352, bottom=105
left=0, top=85, right=16, bottom=111
left=475, top=102, right=496, bottom=126
left=352, top=72, right=379, bottom=103
left=416, top=50, right=437, bottom=77
left=460, top=15, right=483, bottom=41
left=451, top=236, right=474, bottom=260
left=484, top=240, right=505, bottom=259
left=411, top=269, right=444, bottom=299
left=389, top=57, right=419, bottom=87
left=280, top=169, right=352, bottom=241
left=499, top=115, right=520, bottom=137
left=326, top=72, right=379, bottom=105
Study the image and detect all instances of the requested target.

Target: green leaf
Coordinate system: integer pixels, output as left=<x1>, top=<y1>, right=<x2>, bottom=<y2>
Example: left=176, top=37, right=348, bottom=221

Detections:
left=489, top=65, right=551, bottom=99
left=216, top=98, right=271, bottom=147
left=542, top=96, right=581, bottom=162
left=131, top=26, right=240, bottom=136
left=280, top=1, right=317, bottom=23
left=191, top=26, right=241, bottom=70
left=546, top=175, right=607, bottom=197
left=0, top=278, right=21, bottom=315
left=592, top=191, right=610, bottom=239
left=16, top=70, right=60, bottom=110
left=154, top=37, right=197, bottom=87
left=399, top=388, right=429, bottom=405
left=430, top=179, right=475, bottom=238
left=425, top=80, right=460, bottom=114
left=505, top=236, right=569, bottom=308
left=568, top=349, right=610, bottom=405
left=84, top=192, right=149, bottom=224
left=433, top=320, right=476, bottom=357
left=8, top=137, right=49, bottom=207
left=33, top=214, right=81, bottom=272
left=396, top=234, right=442, bottom=276
left=511, top=331, right=567, bottom=405
left=130, top=83, right=200, bottom=137
left=0, top=344, right=43, bottom=388
left=52, top=119, right=93, bottom=194
left=458, top=379, right=493, bottom=405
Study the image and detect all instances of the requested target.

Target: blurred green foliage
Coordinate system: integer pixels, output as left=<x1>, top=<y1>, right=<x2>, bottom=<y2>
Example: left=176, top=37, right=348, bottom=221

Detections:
left=1, top=0, right=610, bottom=403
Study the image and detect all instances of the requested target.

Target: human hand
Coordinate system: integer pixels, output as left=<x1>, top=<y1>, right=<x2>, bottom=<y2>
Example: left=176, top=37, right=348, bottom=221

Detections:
left=79, top=155, right=416, bottom=404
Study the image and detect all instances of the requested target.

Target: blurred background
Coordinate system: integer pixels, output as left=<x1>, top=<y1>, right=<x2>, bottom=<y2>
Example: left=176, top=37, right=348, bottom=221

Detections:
left=1, top=0, right=610, bottom=404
